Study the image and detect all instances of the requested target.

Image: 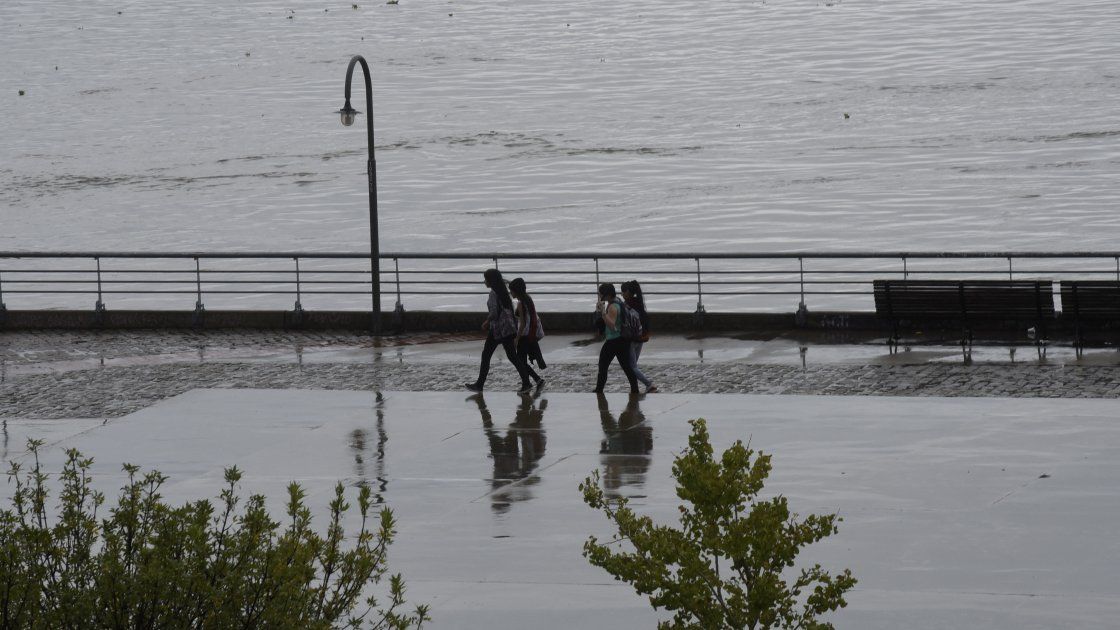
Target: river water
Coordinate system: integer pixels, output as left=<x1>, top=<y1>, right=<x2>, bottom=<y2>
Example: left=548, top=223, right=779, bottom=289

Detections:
left=2, top=0, right=1119, bottom=256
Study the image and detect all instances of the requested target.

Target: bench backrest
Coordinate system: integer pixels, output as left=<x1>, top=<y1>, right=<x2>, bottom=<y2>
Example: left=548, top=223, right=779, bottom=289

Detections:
left=1059, top=281, right=1120, bottom=317
left=873, top=280, right=1055, bottom=319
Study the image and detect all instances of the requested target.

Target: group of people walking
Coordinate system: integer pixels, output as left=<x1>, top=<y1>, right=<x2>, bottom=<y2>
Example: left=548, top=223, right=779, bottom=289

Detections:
left=464, top=268, right=657, bottom=395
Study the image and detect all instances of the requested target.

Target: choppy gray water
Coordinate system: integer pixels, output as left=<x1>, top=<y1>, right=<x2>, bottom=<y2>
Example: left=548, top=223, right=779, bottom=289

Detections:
left=2, top=0, right=1119, bottom=254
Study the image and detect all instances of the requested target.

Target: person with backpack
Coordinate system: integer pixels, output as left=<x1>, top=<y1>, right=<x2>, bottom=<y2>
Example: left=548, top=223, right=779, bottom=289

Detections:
left=510, top=277, right=546, bottom=388
left=621, top=280, right=657, bottom=393
left=593, top=283, right=639, bottom=394
left=465, top=268, right=534, bottom=393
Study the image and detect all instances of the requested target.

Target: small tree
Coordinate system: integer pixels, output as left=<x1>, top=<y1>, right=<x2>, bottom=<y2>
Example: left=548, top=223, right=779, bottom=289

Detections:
left=581, top=418, right=856, bottom=629
left=0, top=439, right=429, bottom=629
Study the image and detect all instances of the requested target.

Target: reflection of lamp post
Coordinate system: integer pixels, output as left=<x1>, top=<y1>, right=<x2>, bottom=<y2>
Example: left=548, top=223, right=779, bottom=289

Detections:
left=339, top=54, right=381, bottom=334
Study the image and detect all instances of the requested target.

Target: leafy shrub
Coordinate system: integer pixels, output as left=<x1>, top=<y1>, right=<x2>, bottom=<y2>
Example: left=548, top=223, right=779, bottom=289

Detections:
left=0, top=439, right=429, bottom=629
left=581, top=418, right=856, bottom=629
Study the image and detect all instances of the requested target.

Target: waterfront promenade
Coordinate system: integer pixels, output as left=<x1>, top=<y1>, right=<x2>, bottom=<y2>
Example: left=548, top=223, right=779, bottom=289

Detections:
left=3, top=329, right=1120, bottom=628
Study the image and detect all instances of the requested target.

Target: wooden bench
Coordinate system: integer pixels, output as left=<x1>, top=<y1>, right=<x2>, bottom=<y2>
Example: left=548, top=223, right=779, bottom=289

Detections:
left=1058, top=281, right=1120, bottom=354
left=873, top=279, right=1055, bottom=356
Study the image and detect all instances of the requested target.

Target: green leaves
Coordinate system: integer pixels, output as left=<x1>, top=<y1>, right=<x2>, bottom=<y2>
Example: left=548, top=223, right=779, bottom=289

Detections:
left=582, top=418, right=856, bottom=629
left=0, top=439, right=429, bottom=629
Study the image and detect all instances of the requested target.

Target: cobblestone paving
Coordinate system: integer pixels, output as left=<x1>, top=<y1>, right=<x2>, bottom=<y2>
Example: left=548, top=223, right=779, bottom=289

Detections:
left=3, top=330, right=1120, bottom=419
left=0, top=330, right=438, bottom=365
left=4, top=360, right=1120, bottom=419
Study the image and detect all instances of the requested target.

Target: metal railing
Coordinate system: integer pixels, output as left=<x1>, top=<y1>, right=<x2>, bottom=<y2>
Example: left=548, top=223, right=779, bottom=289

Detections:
left=3, top=251, right=1120, bottom=316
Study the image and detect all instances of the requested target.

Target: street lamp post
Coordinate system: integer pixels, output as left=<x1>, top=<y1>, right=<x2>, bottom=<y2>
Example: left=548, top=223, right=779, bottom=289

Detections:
left=338, top=54, right=381, bottom=335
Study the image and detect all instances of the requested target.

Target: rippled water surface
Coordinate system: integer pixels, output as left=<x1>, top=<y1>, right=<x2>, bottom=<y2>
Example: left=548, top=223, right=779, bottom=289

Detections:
left=2, top=0, right=1119, bottom=254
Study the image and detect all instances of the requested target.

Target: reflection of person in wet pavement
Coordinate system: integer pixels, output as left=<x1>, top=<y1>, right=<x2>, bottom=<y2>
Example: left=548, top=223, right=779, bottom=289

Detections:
left=467, top=392, right=548, bottom=514
left=596, top=393, right=653, bottom=498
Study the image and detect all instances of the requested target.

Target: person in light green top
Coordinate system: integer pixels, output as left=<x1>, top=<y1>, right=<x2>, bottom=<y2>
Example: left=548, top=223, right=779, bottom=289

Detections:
left=593, top=283, right=639, bottom=393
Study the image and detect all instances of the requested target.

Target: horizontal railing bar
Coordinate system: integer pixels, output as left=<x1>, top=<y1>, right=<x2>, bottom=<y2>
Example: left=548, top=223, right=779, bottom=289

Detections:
left=0, top=269, right=370, bottom=275
left=2, top=266, right=1114, bottom=273
left=5, top=251, right=1120, bottom=260
left=3, top=289, right=871, bottom=297
left=3, top=278, right=1048, bottom=288
left=0, top=276, right=1080, bottom=286
left=5, top=267, right=1115, bottom=275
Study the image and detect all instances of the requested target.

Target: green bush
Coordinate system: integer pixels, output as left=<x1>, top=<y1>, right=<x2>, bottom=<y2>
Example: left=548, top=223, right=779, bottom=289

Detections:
left=581, top=418, right=856, bottom=629
left=0, top=439, right=429, bottom=629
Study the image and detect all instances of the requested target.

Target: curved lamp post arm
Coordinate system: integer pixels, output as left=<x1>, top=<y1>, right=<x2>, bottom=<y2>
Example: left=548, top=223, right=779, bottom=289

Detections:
left=340, top=54, right=381, bottom=334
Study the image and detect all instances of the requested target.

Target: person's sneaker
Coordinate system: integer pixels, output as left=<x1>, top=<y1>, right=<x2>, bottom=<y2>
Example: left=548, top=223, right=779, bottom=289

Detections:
left=464, top=382, right=483, bottom=392
left=517, top=382, right=534, bottom=394
left=534, top=378, right=546, bottom=389
left=646, top=384, right=659, bottom=393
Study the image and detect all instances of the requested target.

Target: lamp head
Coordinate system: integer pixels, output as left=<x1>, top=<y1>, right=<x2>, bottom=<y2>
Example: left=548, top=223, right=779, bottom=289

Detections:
left=338, top=102, right=359, bottom=127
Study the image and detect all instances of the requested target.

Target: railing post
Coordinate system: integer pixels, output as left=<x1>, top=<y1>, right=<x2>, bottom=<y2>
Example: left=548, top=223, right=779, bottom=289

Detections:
left=1008, top=257, right=1013, bottom=282
left=193, top=257, right=205, bottom=328
left=392, top=257, right=405, bottom=331
left=902, top=255, right=909, bottom=280
left=693, top=257, right=706, bottom=328
left=93, top=256, right=107, bottom=326
left=291, top=257, right=305, bottom=327
left=593, top=257, right=600, bottom=302
left=0, top=267, right=6, bottom=327
left=795, top=257, right=809, bottom=327
left=694, top=258, right=705, bottom=313
left=94, top=256, right=106, bottom=313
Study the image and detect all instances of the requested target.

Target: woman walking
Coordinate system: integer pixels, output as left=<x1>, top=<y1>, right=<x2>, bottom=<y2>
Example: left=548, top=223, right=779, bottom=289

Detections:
left=594, top=283, right=639, bottom=394
left=465, top=268, right=533, bottom=393
left=510, top=277, right=546, bottom=387
left=621, top=280, right=657, bottom=393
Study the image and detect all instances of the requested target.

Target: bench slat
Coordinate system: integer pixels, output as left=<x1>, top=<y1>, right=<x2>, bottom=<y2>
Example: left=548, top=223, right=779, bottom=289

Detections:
left=1059, top=281, right=1120, bottom=317
left=874, top=280, right=1055, bottom=319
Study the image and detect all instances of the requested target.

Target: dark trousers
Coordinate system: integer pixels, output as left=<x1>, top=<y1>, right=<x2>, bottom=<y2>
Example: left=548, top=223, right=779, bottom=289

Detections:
left=596, top=337, right=638, bottom=392
left=516, top=336, right=546, bottom=383
left=476, top=334, right=531, bottom=388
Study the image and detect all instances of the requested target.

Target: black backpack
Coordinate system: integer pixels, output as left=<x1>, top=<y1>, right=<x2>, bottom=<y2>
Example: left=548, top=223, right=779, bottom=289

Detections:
left=617, top=299, right=644, bottom=341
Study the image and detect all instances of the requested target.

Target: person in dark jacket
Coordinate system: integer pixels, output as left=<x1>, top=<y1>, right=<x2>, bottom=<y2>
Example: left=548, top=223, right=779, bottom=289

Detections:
left=510, top=277, right=546, bottom=387
left=593, top=283, right=639, bottom=393
left=621, top=280, right=657, bottom=393
left=465, top=268, right=533, bottom=393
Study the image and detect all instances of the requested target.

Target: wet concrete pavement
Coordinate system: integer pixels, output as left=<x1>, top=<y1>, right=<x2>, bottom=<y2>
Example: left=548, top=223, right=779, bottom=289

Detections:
left=2, top=330, right=1120, bottom=626
left=3, top=388, right=1119, bottom=629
